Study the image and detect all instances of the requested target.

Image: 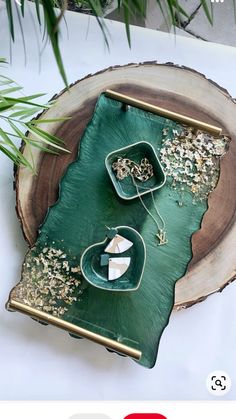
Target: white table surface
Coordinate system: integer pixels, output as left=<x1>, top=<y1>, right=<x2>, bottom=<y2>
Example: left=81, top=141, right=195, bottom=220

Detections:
left=0, top=3, right=236, bottom=401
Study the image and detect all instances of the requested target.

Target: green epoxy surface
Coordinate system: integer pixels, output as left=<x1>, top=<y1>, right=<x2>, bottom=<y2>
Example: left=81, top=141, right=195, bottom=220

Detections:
left=34, top=94, right=207, bottom=368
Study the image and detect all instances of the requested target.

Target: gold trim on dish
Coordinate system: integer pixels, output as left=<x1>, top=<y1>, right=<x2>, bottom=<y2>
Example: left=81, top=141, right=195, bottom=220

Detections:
left=105, top=89, right=222, bottom=135
left=7, top=299, right=142, bottom=360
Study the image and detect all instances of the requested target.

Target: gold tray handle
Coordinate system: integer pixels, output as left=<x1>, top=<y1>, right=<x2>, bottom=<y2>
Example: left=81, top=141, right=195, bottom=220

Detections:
left=105, top=89, right=222, bottom=136
left=7, top=299, right=142, bottom=360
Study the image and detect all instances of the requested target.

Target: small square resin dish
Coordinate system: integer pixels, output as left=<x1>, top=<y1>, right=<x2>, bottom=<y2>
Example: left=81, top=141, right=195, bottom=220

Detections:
left=105, top=141, right=166, bottom=200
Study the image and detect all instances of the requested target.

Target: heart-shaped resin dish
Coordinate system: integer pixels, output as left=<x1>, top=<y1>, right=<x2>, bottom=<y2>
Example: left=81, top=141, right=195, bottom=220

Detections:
left=80, top=226, right=146, bottom=292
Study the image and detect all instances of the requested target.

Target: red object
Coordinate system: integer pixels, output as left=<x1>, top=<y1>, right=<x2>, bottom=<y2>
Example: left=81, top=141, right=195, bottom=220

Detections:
left=125, top=414, right=167, bottom=419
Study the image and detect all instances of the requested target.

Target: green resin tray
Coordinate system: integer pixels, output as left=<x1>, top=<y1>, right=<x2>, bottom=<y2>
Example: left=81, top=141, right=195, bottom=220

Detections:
left=8, top=93, right=209, bottom=368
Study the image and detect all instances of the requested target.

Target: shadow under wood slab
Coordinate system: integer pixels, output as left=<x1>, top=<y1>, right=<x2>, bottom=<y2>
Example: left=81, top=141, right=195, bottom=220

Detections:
left=14, top=63, right=236, bottom=311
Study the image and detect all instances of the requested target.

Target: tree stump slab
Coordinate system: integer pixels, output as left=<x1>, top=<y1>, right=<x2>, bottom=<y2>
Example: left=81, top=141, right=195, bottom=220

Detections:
left=16, top=62, right=236, bottom=310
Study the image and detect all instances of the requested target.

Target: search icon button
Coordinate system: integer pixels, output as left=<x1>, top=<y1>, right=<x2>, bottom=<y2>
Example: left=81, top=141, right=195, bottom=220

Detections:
left=207, top=371, right=231, bottom=396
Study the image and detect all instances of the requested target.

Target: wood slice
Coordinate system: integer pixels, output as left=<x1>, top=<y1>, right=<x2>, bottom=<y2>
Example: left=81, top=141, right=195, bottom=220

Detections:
left=15, top=62, right=236, bottom=310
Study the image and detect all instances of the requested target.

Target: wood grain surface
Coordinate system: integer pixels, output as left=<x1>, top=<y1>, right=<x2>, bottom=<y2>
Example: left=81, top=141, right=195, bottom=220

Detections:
left=15, top=62, right=236, bottom=309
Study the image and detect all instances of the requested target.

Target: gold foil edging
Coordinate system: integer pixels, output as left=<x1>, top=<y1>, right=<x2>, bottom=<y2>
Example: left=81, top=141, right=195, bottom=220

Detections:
left=7, top=299, right=142, bottom=360
left=105, top=89, right=222, bottom=136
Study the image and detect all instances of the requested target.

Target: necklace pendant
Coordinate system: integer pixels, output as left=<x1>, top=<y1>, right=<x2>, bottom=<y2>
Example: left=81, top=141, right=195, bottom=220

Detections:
left=156, top=229, right=168, bottom=246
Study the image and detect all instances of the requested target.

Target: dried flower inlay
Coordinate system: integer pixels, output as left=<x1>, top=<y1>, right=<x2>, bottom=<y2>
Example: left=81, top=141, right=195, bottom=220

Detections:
left=11, top=246, right=84, bottom=317
left=160, top=127, right=230, bottom=203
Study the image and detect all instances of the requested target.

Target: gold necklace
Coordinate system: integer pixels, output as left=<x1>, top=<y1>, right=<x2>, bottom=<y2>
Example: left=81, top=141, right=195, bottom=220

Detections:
left=131, top=177, right=168, bottom=246
left=112, top=157, right=168, bottom=246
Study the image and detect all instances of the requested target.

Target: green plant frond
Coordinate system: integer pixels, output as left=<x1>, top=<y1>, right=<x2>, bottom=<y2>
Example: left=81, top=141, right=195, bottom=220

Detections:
left=0, top=64, right=70, bottom=170
left=0, top=126, right=35, bottom=170
left=155, top=0, right=170, bottom=30
left=30, top=116, right=72, bottom=124
left=9, top=107, right=44, bottom=119
left=2, top=121, right=63, bottom=170
left=4, top=127, right=29, bottom=169
left=23, top=136, right=36, bottom=170
left=0, top=78, right=15, bottom=86
left=8, top=120, right=27, bottom=140
left=20, top=0, right=25, bottom=17
left=34, top=0, right=42, bottom=25
left=121, top=0, right=138, bottom=19
left=41, top=0, right=68, bottom=86
left=4, top=0, right=215, bottom=88
left=0, top=127, right=18, bottom=149
left=200, top=0, right=213, bottom=25
left=126, top=0, right=147, bottom=17
left=17, top=93, right=47, bottom=101
left=0, top=103, right=13, bottom=112
left=26, top=122, right=65, bottom=144
left=0, top=94, right=11, bottom=104
left=0, top=143, right=19, bottom=163
left=6, top=0, right=15, bottom=41
left=3, top=131, right=22, bottom=139
left=26, top=139, right=59, bottom=155
left=86, top=0, right=110, bottom=50
left=165, top=0, right=175, bottom=23
left=122, top=1, right=131, bottom=47
left=172, top=0, right=189, bottom=18
left=0, top=86, right=23, bottom=95
left=14, top=1, right=27, bottom=65
left=3, top=127, right=57, bottom=156
left=171, top=1, right=189, bottom=27
left=4, top=96, right=49, bottom=108
left=8, top=118, right=66, bottom=149
left=6, top=121, right=39, bottom=170
left=26, top=124, right=69, bottom=152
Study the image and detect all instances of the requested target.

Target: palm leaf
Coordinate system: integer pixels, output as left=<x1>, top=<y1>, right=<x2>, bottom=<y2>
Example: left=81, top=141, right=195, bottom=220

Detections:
left=30, top=117, right=71, bottom=124
left=34, top=0, right=42, bottom=25
left=21, top=0, right=25, bottom=17
left=123, top=1, right=131, bottom=47
left=0, top=127, right=35, bottom=170
left=25, top=139, right=59, bottom=154
left=0, top=86, right=23, bottom=95
left=41, top=0, right=68, bottom=86
left=173, top=0, right=189, bottom=19
left=3, top=0, right=217, bottom=88
left=200, top=0, right=213, bottom=25
left=9, top=107, right=45, bottom=119
left=14, top=0, right=27, bottom=65
left=4, top=96, right=49, bottom=108
left=0, top=77, right=15, bottom=86
left=86, top=0, right=110, bottom=49
left=155, top=0, right=171, bottom=30
left=0, top=103, right=13, bottom=112
left=0, top=67, right=70, bottom=171
left=0, top=143, right=19, bottom=163
left=26, top=124, right=69, bottom=150
left=6, top=0, right=15, bottom=41
left=5, top=0, right=67, bottom=85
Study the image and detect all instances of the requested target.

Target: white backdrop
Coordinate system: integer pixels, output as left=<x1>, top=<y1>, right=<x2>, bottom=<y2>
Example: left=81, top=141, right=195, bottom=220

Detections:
left=0, top=3, right=236, bottom=400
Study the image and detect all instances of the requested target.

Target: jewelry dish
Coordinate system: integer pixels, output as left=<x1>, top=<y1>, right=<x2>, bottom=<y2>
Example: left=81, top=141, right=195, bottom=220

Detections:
left=105, top=141, right=166, bottom=200
left=80, top=226, right=146, bottom=291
